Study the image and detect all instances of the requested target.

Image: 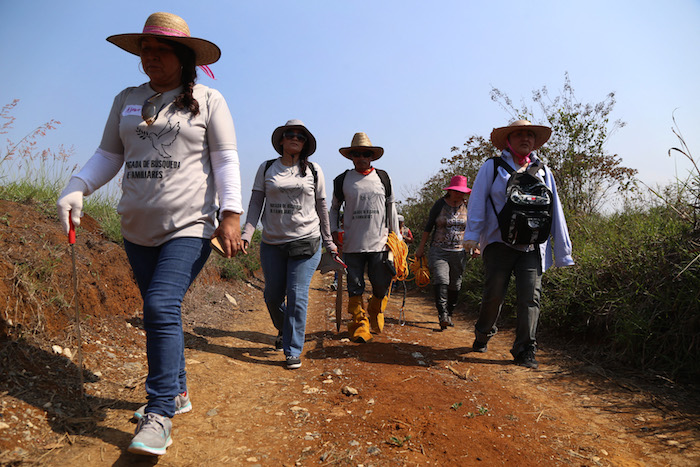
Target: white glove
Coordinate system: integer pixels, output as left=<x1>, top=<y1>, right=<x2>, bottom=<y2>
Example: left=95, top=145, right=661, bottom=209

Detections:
left=56, top=177, right=87, bottom=235
left=463, top=240, right=479, bottom=251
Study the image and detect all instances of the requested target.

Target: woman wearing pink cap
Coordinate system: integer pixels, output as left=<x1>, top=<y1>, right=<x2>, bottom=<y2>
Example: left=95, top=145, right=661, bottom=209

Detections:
left=415, top=175, right=473, bottom=330
left=56, top=12, right=242, bottom=456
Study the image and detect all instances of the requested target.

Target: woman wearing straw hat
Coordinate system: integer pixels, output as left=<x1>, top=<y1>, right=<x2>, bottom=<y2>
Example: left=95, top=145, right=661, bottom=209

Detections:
left=415, top=175, right=473, bottom=330
left=463, top=120, right=574, bottom=369
left=56, top=12, right=243, bottom=456
left=241, top=120, right=337, bottom=369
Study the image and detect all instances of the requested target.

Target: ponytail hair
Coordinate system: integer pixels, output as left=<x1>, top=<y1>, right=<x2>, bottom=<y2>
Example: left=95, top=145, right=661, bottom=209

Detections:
left=299, top=154, right=310, bottom=177
left=168, top=40, right=200, bottom=117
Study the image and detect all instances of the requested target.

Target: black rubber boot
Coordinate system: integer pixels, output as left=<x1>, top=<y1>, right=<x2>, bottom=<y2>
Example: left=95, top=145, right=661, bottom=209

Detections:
left=446, top=289, right=459, bottom=327
left=434, top=285, right=449, bottom=330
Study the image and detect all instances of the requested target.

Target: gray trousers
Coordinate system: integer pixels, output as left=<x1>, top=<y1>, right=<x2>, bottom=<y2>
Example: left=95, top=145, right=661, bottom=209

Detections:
left=428, top=246, right=467, bottom=290
left=474, top=242, right=542, bottom=357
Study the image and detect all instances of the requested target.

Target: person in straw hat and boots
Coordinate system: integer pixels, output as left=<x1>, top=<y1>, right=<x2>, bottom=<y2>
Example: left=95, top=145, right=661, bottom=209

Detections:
left=415, top=175, right=473, bottom=330
left=56, top=12, right=243, bottom=456
left=241, top=119, right=337, bottom=370
left=462, top=120, right=574, bottom=369
left=330, top=132, right=401, bottom=343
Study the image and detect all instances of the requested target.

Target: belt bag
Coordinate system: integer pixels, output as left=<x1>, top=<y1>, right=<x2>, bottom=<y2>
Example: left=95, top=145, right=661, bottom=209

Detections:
left=284, top=236, right=320, bottom=259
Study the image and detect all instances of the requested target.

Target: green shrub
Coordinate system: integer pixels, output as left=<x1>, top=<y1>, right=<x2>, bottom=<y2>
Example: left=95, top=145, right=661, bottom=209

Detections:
left=213, top=229, right=262, bottom=280
left=541, top=207, right=699, bottom=380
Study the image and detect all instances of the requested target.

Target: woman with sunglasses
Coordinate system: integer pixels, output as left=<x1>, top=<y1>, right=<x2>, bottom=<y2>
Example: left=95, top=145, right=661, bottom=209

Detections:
left=56, top=12, right=242, bottom=456
left=241, top=120, right=337, bottom=370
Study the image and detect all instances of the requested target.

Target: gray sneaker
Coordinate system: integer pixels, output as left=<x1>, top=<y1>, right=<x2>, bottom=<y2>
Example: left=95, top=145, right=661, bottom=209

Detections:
left=134, top=392, right=191, bottom=420
left=286, top=355, right=302, bottom=370
left=128, top=412, right=172, bottom=456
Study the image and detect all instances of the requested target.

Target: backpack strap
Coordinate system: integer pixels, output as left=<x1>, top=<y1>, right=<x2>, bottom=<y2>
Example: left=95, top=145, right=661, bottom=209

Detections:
left=489, top=157, right=515, bottom=216
left=333, top=168, right=392, bottom=204
left=375, top=169, right=392, bottom=199
left=333, top=170, right=349, bottom=204
left=264, top=158, right=318, bottom=189
left=491, top=156, right=514, bottom=181
left=333, top=168, right=393, bottom=228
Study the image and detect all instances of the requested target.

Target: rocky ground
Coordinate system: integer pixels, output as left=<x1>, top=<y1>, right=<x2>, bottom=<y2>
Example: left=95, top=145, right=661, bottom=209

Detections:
left=0, top=198, right=698, bottom=466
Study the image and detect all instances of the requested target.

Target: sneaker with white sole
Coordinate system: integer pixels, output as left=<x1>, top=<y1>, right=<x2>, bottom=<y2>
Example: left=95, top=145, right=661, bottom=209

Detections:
left=285, top=355, right=302, bottom=370
left=134, top=392, right=191, bottom=420
left=274, top=334, right=283, bottom=352
left=128, top=412, right=172, bottom=456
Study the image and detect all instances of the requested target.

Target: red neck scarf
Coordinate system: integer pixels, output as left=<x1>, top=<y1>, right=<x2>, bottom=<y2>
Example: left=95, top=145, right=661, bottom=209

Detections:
left=506, top=142, right=531, bottom=167
left=356, top=167, right=374, bottom=176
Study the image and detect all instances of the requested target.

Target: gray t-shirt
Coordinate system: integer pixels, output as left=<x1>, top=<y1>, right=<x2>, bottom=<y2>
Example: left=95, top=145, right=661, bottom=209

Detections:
left=332, top=169, right=397, bottom=253
left=98, top=83, right=237, bottom=246
left=251, top=158, right=325, bottom=245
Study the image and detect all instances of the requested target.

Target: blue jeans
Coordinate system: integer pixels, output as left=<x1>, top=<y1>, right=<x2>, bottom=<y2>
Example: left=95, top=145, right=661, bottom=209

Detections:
left=259, top=241, right=321, bottom=358
left=124, top=237, right=211, bottom=418
left=475, top=242, right=542, bottom=357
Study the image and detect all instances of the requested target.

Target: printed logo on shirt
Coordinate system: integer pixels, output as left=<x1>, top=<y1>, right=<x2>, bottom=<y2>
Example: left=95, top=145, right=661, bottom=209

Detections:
left=135, top=121, right=181, bottom=159
left=269, top=185, right=303, bottom=215
left=123, top=105, right=142, bottom=116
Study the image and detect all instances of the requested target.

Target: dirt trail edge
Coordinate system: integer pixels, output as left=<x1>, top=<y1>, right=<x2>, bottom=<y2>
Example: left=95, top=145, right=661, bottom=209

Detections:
left=17, top=267, right=700, bottom=466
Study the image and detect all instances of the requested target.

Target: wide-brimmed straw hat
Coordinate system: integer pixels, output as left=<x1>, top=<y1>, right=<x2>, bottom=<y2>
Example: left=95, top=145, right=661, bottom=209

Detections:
left=271, top=119, right=317, bottom=157
left=443, top=175, right=471, bottom=193
left=490, top=119, right=552, bottom=151
left=339, top=132, right=384, bottom=161
left=106, top=12, right=221, bottom=66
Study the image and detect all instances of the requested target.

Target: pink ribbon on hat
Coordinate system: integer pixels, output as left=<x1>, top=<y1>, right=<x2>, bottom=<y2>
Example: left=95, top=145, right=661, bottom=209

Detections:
left=199, top=65, right=215, bottom=79
left=143, top=25, right=188, bottom=37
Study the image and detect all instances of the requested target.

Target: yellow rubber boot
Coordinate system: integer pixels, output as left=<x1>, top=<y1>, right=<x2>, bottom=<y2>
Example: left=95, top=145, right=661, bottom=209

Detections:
left=347, top=295, right=372, bottom=343
left=368, top=295, right=388, bottom=334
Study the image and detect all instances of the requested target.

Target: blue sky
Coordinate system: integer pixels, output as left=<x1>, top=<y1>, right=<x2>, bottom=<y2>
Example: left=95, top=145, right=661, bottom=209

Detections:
left=2, top=1, right=699, bottom=211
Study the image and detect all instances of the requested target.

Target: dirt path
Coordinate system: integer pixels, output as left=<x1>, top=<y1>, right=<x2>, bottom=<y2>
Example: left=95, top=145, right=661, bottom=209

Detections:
left=24, top=268, right=696, bottom=467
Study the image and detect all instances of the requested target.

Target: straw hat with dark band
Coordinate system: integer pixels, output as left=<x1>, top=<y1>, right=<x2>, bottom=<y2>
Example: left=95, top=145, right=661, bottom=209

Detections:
left=490, top=119, right=552, bottom=151
left=339, top=132, right=384, bottom=161
left=106, top=12, right=221, bottom=66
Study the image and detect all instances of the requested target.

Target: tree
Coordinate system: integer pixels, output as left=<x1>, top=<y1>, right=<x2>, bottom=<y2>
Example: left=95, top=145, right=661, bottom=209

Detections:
left=490, top=73, right=637, bottom=215
left=398, top=136, right=498, bottom=236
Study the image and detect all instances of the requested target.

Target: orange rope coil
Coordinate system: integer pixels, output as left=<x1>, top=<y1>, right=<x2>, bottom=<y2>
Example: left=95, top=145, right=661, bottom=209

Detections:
left=409, top=255, right=430, bottom=288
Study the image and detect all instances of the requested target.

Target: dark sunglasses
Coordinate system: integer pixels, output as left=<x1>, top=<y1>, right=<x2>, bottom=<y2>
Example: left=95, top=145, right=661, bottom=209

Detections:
left=141, top=92, right=163, bottom=126
left=351, top=151, right=373, bottom=159
left=282, top=131, right=307, bottom=142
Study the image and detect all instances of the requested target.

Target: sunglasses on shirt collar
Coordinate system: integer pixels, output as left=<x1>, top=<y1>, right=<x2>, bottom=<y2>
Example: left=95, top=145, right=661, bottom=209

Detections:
left=141, top=92, right=163, bottom=126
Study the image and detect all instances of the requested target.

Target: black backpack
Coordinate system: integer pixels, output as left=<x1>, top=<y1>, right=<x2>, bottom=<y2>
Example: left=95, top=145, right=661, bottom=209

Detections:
left=333, top=169, right=392, bottom=229
left=332, top=169, right=391, bottom=204
left=489, top=157, right=553, bottom=245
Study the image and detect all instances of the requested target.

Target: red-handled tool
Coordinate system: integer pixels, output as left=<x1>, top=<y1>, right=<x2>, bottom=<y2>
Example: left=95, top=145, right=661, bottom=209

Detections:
left=69, top=217, right=84, bottom=399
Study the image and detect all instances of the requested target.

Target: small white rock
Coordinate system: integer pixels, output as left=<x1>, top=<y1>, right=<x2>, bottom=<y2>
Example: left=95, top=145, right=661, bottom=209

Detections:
left=51, top=345, right=63, bottom=355
left=225, top=293, right=238, bottom=306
